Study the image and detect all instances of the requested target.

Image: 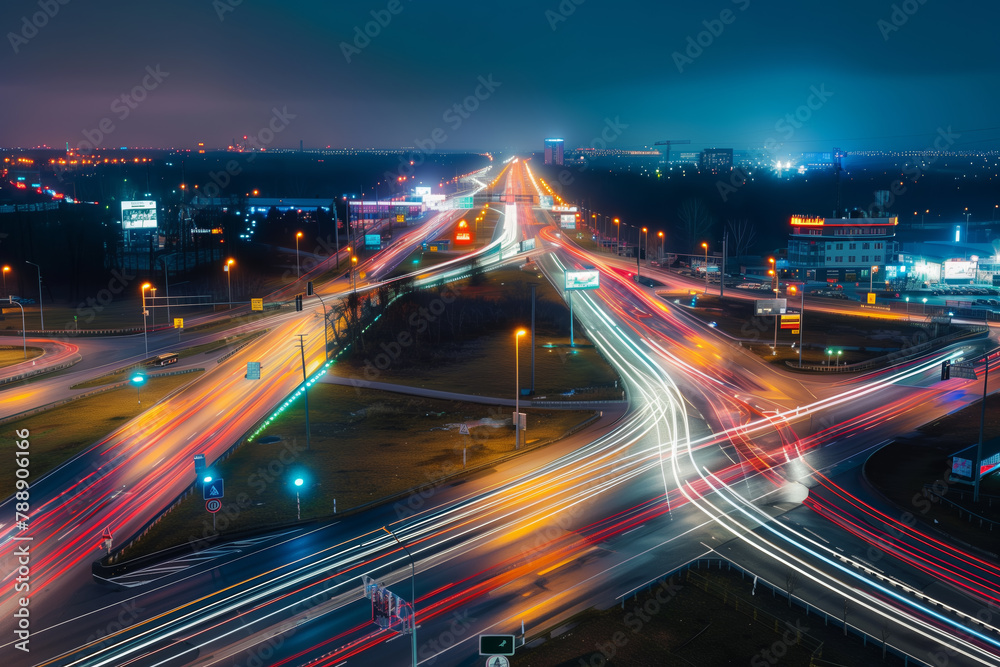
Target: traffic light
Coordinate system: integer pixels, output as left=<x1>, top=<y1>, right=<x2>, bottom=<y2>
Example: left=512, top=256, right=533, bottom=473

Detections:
left=295, top=294, right=303, bottom=311
left=307, top=281, right=314, bottom=296
left=941, top=360, right=950, bottom=381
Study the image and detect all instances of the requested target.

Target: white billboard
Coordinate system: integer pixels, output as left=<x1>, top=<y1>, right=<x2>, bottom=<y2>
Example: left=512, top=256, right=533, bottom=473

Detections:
left=565, top=270, right=600, bottom=291
left=944, top=260, right=976, bottom=280
left=121, top=200, right=158, bottom=229
left=560, top=214, right=576, bottom=229
left=552, top=205, right=577, bottom=213
left=414, top=186, right=432, bottom=197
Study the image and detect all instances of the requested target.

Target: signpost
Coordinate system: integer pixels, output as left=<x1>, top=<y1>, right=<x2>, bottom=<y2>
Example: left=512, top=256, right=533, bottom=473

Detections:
left=247, top=361, right=261, bottom=380
left=867, top=292, right=876, bottom=304
left=203, top=479, right=224, bottom=500
left=565, top=271, right=600, bottom=347
left=754, top=299, right=787, bottom=316
left=251, top=298, right=263, bottom=311
left=480, top=635, right=516, bottom=656
left=361, top=574, right=413, bottom=634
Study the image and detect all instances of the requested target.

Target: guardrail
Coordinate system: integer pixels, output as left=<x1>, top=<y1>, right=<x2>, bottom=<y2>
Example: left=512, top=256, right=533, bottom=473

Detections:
left=921, top=483, right=1000, bottom=531
left=785, top=325, right=988, bottom=373
left=0, top=324, right=175, bottom=337
left=215, top=329, right=269, bottom=364
left=0, top=352, right=82, bottom=386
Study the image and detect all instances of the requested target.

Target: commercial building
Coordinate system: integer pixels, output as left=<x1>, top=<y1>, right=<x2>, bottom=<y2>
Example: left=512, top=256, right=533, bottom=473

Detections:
left=699, top=148, right=733, bottom=173
left=786, top=212, right=898, bottom=283
left=544, top=138, right=564, bottom=166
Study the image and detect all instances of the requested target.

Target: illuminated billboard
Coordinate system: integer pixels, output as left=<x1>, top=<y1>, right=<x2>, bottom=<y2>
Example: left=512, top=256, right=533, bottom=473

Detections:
left=560, top=214, right=576, bottom=229
left=565, top=270, right=600, bottom=291
left=364, top=234, right=381, bottom=249
left=121, top=200, right=158, bottom=229
left=754, top=299, right=787, bottom=316
left=539, top=195, right=553, bottom=209
left=944, top=260, right=976, bottom=280
left=414, top=186, right=432, bottom=197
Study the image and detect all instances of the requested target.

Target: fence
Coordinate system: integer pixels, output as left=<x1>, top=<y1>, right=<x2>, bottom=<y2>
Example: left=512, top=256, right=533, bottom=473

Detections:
left=921, top=483, right=1000, bottom=531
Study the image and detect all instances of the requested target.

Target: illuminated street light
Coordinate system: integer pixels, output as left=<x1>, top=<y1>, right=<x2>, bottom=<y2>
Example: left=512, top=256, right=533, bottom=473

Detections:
left=130, top=370, right=145, bottom=404
left=514, top=329, right=527, bottom=450
left=296, top=231, right=304, bottom=278
left=657, top=231, right=664, bottom=264
left=2, top=265, right=9, bottom=298
left=225, top=258, right=235, bottom=308
left=614, top=218, right=620, bottom=255
left=702, top=243, right=709, bottom=293
left=294, top=476, right=304, bottom=520
left=141, top=283, right=152, bottom=358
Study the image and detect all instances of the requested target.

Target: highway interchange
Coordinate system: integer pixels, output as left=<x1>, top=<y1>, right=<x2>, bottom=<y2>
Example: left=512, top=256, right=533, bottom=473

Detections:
left=3, top=158, right=1000, bottom=666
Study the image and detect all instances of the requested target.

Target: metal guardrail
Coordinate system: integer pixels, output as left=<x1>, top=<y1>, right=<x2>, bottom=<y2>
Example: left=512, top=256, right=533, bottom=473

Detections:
left=921, top=484, right=1000, bottom=531
left=0, top=352, right=82, bottom=386
left=785, top=325, right=988, bottom=373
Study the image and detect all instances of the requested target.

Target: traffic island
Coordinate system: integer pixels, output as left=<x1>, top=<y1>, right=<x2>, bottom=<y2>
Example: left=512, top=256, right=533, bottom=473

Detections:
left=117, top=384, right=599, bottom=559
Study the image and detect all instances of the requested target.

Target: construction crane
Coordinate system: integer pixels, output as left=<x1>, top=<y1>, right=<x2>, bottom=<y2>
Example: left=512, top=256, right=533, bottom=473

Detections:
left=654, top=139, right=691, bottom=165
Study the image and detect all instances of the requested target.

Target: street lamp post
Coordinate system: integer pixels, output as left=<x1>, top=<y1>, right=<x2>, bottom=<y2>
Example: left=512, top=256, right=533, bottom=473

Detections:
left=156, top=255, right=172, bottom=324
left=141, top=283, right=152, bottom=358
left=131, top=371, right=145, bottom=404
left=149, top=287, right=157, bottom=327
left=2, top=265, right=9, bottom=298
left=294, top=477, right=303, bottom=520
left=25, top=261, right=43, bottom=331
left=869, top=265, right=878, bottom=294
left=790, top=285, right=804, bottom=367
left=640, top=227, right=648, bottom=278
left=657, top=231, right=664, bottom=264
left=383, top=526, right=418, bottom=667
left=6, top=298, right=26, bottom=357
left=922, top=297, right=928, bottom=315
left=905, top=296, right=910, bottom=319
left=351, top=255, right=359, bottom=294
left=702, top=243, right=709, bottom=293
left=614, top=218, right=620, bottom=255
left=515, top=329, right=526, bottom=450
left=296, top=231, right=303, bottom=279
left=225, top=258, right=235, bottom=308
left=314, top=292, right=330, bottom=361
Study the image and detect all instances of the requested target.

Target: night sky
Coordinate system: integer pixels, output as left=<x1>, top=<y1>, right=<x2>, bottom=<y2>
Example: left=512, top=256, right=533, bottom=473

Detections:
left=2, top=0, right=997, bottom=153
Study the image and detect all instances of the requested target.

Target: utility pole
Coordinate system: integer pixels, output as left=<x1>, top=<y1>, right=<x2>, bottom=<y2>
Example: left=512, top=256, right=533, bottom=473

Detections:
left=529, top=283, right=537, bottom=394
left=720, top=231, right=727, bottom=299
left=975, top=352, right=991, bottom=502
left=296, top=334, right=312, bottom=451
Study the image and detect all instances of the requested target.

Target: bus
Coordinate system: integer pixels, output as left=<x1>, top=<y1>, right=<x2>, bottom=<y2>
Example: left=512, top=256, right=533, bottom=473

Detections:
left=150, top=353, right=178, bottom=367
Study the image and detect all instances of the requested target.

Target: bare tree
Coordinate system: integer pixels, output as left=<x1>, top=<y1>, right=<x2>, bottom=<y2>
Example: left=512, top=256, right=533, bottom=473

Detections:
left=677, top=199, right=714, bottom=251
left=880, top=621, right=891, bottom=658
left=726, top=218, right=757, bottom=261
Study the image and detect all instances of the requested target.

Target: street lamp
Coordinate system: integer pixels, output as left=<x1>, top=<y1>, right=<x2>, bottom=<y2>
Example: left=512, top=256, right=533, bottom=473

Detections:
left=383, top=526, right=418, bottom=667
left=869, top=265, right=878, bottom=294
left=640, top=227, right=648, bottom=275
left=6, top=297, right=26, bottom=357
left=25, top=261, right=43, bottom=331
left=702, top=243, right=709, bottom=293
left=225, top=258, right=235, bottom=308
left=294, top=477, right=304, bottom=520
left=149, top=287, right=157, bottom=327
left=296, top=231, right=303, bottom=279
left=790, top=285, right=804, bottom=367
left=922, top=297, right=928, bottom=315
left=156, top=255, right=171, bottom=324
left=141, top=283, right=152, bottom=358
left=2, top=265, right=9, bottom=298
left=905, top=296, right=910, bottom=319
left=131, top=370, right=145, bottom=404
left=514, top=329, right=527, bottom=450
left=657, top=231, right=664, bottom=264
left=614, top=218, right=620, bottom=255
left=837, top=350, right=843, bottom=367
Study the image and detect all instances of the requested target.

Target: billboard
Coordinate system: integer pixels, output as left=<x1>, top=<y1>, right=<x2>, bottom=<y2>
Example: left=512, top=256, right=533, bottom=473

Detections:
left=121, top=200, right=158, bottom=229
left=944, top=260, right=977, bottom=280
left=565, top=270, right=600, bottom=291
left=414, top=186, right=432, bottom=197
left=952, top=456, right=973, bottom=479
left=365, top=234, right=381, bottom=249
left=552, top=205, right=577, bottom=213
left=520, top=238, right=536, bottom=252
left=539, top=195, right=554, bottom=209
left=560, top=214, right=576, bottom=229
left=754, top=299, right=787, bottom=316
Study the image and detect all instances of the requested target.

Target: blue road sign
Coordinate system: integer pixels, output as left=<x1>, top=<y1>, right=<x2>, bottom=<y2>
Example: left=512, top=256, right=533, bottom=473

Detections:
left=203, top=479, right=224, bottom=500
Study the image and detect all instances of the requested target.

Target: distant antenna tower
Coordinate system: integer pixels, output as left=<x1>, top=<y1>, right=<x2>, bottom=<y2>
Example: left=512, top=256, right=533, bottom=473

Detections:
left=833, top=147, right=844, bottom=216
left=654, top=139, right=691, bottom=165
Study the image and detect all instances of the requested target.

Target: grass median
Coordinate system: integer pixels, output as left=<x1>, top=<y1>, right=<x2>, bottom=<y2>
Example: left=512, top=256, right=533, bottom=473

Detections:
left=1, top=371, right=204, bottom=495
left=120, top=384, right=597, bottom=558
left=0, top=346, right=43, bottom=369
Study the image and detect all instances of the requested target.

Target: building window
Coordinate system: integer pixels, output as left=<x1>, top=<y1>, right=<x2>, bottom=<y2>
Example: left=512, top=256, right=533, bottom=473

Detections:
left=874, top=255, right=882, bottom=262
left=875, top=242, right=883, bottom=249
left=835, top=256, right=843, bottom=262
left=862, top=255, right=869, bottom=262
left=825, top=257, right=832, bottom=263
left=836, top=243, right=843, bottom=250
left=826, top=243, right=833, bottom=250
left=848, top=256, right=856, bottom=262
left=849, top=243, right=857, bottom=250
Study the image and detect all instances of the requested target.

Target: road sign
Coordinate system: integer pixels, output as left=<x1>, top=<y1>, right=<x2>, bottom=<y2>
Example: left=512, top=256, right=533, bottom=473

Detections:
left=247, top=361, right=261, bottom=380
left=194, top=454, right=206, bottom=473
left=102, top=526, right=113, bottom=540
left=251, top=298, right=263, bottom=311
left=459, top=423, right=470, bottom=435
left=867, top=292, right=876, bottom=304
left=206, top=499, right=222, bottom=513
left=396, top=213, right=405, bottom=223
left=174, top=317, right=184, bottom=329
left=754, top=299, right=787, bottom=316
left=203, top=479, right=224, bottom=500
left=480, top=635, right=516, bottom=656
left=780, top=314, right=800, bottom=330
left=951, top=363, right=978, bottom=380
left=485, top=658, right=510, bottom=667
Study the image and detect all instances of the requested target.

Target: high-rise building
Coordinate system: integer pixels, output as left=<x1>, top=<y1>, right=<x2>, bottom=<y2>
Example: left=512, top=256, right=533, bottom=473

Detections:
left=699, top=148, right=733, bottom=173
left=544, top=138, right=564, bottom=166
left=787, top=212, right=898, bottom=283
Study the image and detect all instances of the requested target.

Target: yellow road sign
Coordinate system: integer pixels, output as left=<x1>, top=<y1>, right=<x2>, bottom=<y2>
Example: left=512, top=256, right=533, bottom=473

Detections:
left=251, top=298, right=263, bottom=311
left=867, top=292, right=876, bottom=304
left=173, top=317, right=184, bottom=329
